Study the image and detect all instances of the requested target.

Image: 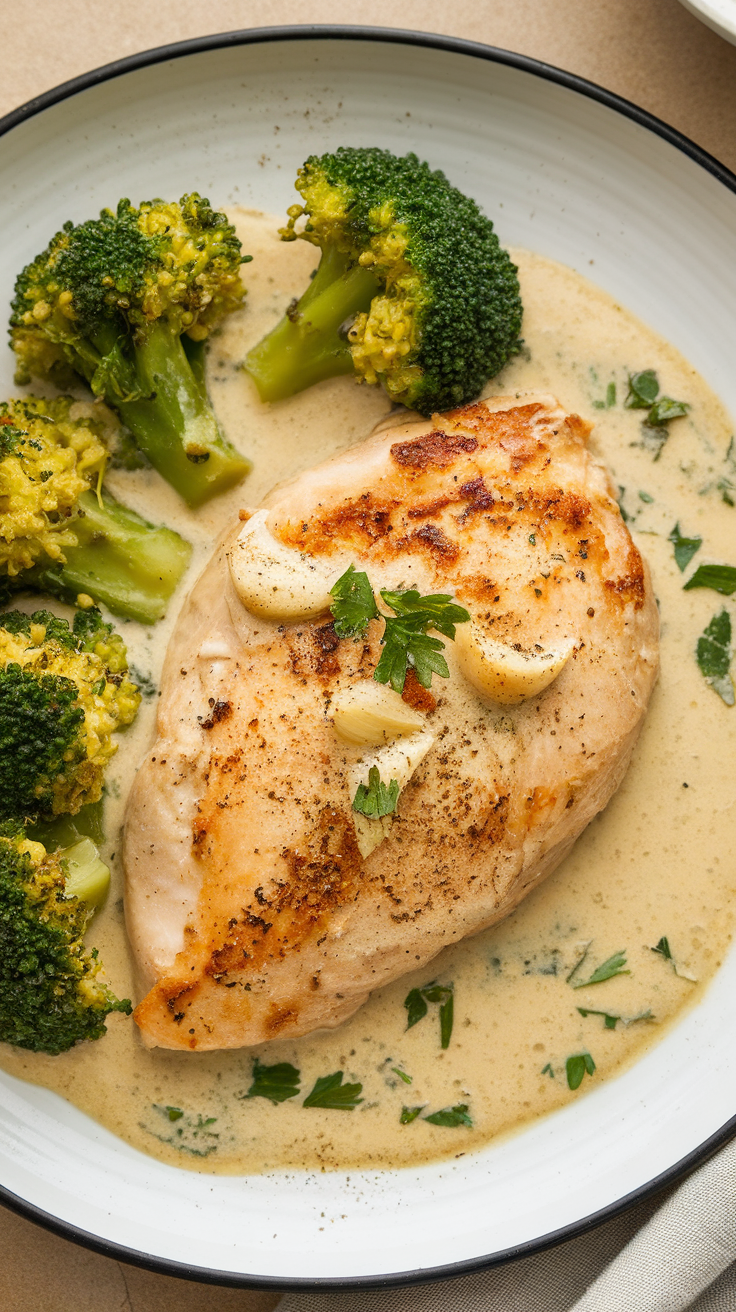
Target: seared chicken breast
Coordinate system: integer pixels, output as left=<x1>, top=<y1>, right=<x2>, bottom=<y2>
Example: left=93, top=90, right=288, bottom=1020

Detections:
left=125, top=395, right=659, bottom=1050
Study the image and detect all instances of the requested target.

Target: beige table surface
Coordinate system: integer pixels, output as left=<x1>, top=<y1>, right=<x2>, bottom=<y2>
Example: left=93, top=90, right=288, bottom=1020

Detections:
left=0, top=1, right=735, bottom=1308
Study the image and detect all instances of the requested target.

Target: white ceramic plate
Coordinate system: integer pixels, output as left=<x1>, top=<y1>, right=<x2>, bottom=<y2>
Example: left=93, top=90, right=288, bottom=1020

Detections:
left=677, top=0, right=736, bottom=46
left=1, top=26, right=736, bottom=1290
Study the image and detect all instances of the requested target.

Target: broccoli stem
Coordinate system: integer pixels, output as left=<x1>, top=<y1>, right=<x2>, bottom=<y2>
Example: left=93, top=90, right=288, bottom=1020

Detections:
left=26, top=489, right=191, bottom=625
left=245, top=245, right=381, bottom=403
left=61, top=838, right=110, bottom=908
left=114, top=320, right=251, bottom=507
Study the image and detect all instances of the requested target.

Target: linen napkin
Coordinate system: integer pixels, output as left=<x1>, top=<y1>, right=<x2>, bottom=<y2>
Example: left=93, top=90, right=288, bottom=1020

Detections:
left=276, top=1135, right=736, bottom=1312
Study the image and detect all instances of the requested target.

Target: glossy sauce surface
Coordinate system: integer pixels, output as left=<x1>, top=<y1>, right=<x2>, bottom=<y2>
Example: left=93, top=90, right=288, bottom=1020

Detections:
left=1, top=211, right=734, bottom=1173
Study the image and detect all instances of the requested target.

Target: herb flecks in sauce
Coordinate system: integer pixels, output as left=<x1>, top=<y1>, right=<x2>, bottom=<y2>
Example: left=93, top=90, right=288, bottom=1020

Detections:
left=142, top=1106, right=219, bottom=1157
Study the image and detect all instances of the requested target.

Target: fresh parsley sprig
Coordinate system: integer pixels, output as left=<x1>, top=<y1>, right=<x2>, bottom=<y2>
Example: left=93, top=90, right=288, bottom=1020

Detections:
left=329, top=566, right=470, bottom=693
left=375, top=590, right=470, bottom=693
left=352, top=765, right=400, bottom=819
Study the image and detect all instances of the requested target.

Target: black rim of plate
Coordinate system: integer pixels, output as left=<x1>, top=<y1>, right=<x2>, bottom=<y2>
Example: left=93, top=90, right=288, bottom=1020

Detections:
left=1, top=22, right=736, bottom=1292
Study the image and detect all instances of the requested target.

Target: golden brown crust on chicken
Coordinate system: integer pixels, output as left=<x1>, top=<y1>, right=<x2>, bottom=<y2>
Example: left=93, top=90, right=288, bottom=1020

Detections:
left=125, top=395, right=659, bottom=1051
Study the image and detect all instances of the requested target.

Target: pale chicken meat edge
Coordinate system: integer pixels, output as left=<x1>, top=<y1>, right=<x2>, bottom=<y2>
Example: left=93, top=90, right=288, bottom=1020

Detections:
left=124, top=394, right=659, bottom=1051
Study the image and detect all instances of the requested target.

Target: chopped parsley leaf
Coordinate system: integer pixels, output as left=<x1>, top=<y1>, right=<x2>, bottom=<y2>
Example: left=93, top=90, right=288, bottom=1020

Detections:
left=684, top=564, right=736, bottom=596
left=352, top=766, right=400, bottom=819
left=164, top=1106, right=184, bottom=1121
left=638, top=490, right=654, bottom=504
left=423, top=1103, right=473, bottom=1128
left=565, top=942, right=592, bottom=984
left=696, top=610, right=734, bottom=705
left=577, top=1007, right=653, bottom=1030
left=329, top=565, right=379, bottom=639
left=404, top=981, right=454, bottom=1048
left=566, top=1052, right=596, bottom=1091
left=541, top=1063, right=554, bottom=1078
left=652, top=936, right=672, bottom=960
left=571, top=950, right=630, bottom=989
left=649, top=397, right=689, bottom=425
left=302, top=1071, right=363, bottom=1110
left=404, top=987, right=429, bottom=1030
left=668, top=523, right=702, bottom=573
left=626, top=370, right=660, bottom=409
left=244, top=1058, right=301, bottom=1104
left=400, top=1105, right=424, bottom=1124
left=392, top=1067, right=413, bottom=1084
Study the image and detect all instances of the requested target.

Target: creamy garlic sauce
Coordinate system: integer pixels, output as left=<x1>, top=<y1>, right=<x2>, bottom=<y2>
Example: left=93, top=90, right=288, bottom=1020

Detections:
left=2, top=211, right=735, bottom=1174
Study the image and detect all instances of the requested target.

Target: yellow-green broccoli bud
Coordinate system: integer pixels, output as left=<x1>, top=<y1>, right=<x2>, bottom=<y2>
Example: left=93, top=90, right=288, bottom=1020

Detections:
left=0, top=608, right=140, bottom=822
left=0, top=822, right=130, bottom=1054
left=10, top=195, right=252, bottom=505
left=0, top=397, right=191, bottom=623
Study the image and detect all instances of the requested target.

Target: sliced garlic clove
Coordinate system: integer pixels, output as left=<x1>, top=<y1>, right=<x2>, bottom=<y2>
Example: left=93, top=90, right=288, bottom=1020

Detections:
left=332, top=681, right=426, bottom=746
left=352, top=812, right=394, bottom=861
left=228, top=509, right=339, bottom=622
left=348, top=730, right=435, bottom=859
left=455, top=621, right=574, bottom=706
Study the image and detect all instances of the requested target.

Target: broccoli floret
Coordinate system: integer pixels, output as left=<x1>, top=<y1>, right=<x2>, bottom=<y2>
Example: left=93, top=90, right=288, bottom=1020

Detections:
left=0, top=608, right=140, bottom=822
left=10, top=194, right=252, bottom=506
left=0, top=821, right=130, bottom=1053
left=244, top=147, right=522, bottom=413
left=0, top=396, right=191, bottom=623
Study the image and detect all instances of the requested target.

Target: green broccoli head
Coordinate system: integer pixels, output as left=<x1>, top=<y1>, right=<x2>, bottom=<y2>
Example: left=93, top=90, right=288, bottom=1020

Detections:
left=10, top=196, right=252, bottom=505
left=0, top=822, right=130, bottom=1054
left=0, top=608, right=140, bottom=822
left=245, top=147, right=523, bottom=414
left=0, top=396, right=191, bottom=623
left=11, top=194, right=245, bottom=389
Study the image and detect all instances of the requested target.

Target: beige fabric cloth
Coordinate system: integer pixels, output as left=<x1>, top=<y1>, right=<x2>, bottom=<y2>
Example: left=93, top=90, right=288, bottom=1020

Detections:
left=276, top=1137, right=736, bottom=1312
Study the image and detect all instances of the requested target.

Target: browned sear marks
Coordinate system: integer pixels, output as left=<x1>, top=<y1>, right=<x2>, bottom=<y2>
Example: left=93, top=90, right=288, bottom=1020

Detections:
left=390, top=430, right=478, bottom=469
